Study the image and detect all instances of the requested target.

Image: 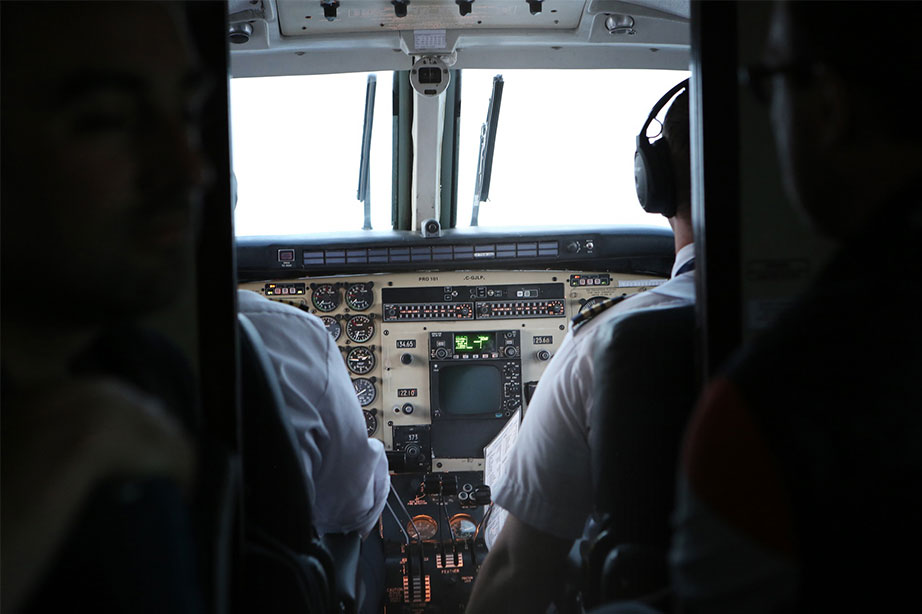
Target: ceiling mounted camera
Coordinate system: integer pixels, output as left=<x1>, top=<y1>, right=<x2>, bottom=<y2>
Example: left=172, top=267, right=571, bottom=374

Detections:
left=410, top=56, right=450, bottom=97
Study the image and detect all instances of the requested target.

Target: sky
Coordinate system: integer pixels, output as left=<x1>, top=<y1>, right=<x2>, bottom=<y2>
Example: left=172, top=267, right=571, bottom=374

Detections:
left=230, top=68, right=688, bottom=236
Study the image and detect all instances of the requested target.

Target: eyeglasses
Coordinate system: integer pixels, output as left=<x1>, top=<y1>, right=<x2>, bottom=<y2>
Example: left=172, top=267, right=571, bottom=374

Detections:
left=740, top=61, right=819, bottom=103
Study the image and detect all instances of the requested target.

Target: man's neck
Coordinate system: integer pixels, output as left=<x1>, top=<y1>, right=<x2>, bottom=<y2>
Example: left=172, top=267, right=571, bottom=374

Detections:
left=669, top=216, right=694, bottom=254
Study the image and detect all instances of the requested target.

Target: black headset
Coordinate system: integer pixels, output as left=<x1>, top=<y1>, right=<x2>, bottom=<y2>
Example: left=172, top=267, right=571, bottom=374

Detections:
left=634, top=78, right=689, bottom=218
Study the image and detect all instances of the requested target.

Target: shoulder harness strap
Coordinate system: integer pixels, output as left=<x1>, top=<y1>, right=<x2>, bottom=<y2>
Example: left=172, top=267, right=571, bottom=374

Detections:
left=571, top=295, right=629, bottom=332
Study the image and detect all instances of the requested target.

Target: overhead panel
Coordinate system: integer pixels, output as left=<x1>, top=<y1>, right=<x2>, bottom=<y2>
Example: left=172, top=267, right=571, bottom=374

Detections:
left=278, top=0, right=587, bottom=36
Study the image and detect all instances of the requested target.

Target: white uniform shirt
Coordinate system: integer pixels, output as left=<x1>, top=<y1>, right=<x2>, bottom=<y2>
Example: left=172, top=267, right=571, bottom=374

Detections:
left=492, top=244, right=696, bottom=540
left=238, top=289, right=389, bottom=536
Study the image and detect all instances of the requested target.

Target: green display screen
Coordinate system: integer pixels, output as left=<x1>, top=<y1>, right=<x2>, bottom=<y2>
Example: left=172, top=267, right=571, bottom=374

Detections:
left=454, top=332, right=496, bottom=353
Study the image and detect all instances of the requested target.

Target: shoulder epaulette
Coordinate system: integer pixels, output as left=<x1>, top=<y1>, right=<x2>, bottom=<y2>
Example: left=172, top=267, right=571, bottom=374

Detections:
left=570, top=294, right=628, bottom=332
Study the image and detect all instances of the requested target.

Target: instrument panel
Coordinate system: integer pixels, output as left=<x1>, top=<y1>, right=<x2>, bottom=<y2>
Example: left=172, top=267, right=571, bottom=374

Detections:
left=241, top=268, right=666, bottom=612
left=240, top=268, right=666, bottom=469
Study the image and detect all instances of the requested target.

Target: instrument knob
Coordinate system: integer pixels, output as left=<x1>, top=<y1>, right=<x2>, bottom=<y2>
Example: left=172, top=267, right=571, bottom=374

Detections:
left=400, top=353, right=413, bottom=365
left=471, top=485, right=492, bottom=506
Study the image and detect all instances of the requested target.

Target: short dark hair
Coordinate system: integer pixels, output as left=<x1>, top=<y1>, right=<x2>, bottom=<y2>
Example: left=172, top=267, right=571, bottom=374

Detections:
left=783, top=0, right=922, bottom=141
left=663, top=90, right=691, bottom=217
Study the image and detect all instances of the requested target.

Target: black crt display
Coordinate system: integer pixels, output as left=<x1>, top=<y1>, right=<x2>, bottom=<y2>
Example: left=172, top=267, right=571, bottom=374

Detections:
left=428, top=330, right=522, bottom=457
left=438, top=364, right=502, bottom=415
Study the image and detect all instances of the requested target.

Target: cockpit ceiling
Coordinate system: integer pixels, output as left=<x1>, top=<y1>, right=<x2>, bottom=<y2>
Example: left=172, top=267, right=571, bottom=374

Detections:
left=229, top=0, right=690, bottom=77
left=277, top=0, right=585, bottom=36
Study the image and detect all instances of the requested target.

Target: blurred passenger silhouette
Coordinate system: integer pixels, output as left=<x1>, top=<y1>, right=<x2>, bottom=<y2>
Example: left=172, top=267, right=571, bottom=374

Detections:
left=672, top=2, right=922, bottom=612
left=1, top=2, right=217, bottom=611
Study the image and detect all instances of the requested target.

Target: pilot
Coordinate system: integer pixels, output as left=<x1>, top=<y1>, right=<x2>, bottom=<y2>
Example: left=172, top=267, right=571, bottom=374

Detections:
left=1, top=1, right=211, bottom=611
left=672, top=2, right=922, bottom=613
left=234, top=175, right=389, bottom=612
left=236, top=290, right=389, bottom=530
left=466, top=82, right=694, bottom=613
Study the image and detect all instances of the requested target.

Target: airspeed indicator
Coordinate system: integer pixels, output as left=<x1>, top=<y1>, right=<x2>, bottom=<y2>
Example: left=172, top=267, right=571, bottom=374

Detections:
left=345, top=282, right=374, bottom=311
left=311, top=283, right=340, bottom=312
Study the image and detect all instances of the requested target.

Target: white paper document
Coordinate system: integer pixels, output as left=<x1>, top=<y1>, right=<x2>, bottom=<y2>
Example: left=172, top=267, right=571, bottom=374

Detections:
left=482, top=410, right=520, bottom=550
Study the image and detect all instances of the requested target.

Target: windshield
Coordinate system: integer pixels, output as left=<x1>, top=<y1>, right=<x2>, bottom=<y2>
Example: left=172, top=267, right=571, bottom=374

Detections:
left=231, top=68, right=688, bottom=236
left=231, top=72, right=394, bottom=236
left=458, top=69, right=687, bottom=229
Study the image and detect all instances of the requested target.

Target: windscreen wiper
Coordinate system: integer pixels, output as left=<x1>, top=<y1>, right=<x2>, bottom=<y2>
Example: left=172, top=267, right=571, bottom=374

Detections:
left=357, top=74, right=377, bottom=230
left=470, top=74, right=504, bottom=227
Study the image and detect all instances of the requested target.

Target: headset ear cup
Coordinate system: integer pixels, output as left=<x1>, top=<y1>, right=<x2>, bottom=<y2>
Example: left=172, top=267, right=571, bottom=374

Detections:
left=636, top=138, right=676, bottom=217
left=634, top=78, right=687, bottom=218
left=650, top=138, right=677, bottom=217
left=634, top=147, right=650, bottom=211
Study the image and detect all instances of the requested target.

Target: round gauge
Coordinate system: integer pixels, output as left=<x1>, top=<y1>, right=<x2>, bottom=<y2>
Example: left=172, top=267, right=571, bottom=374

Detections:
left=579, top=295, right=611, bottom=313
left=449, top=514, right=477, bottom=540
left=352, top=377, right=376, bottom=407
left=347, top=346, right=376, bottom=375
left=311, top=283, right=340, bottom=312
left=407, top=515, right=438, bottom=541
left=345, top=314, right=375, bottom=343
left=320, top=316, right=342, bottom=341
left=345, top=282, right=374, bottom=311
left=363, top=409, right=378, bottom=437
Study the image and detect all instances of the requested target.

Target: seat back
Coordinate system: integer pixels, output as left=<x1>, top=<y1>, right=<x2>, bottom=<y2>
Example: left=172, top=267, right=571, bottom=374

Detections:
left=237, top=313, right=335, bottom=612
left=586, top=304, right=698, bottom=609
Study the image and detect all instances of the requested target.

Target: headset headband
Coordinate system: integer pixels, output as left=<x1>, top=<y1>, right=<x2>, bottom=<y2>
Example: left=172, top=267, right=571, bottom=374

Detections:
left=634, top=78, right=690, bottom=218
left=638, top=78, right=690, bottom=145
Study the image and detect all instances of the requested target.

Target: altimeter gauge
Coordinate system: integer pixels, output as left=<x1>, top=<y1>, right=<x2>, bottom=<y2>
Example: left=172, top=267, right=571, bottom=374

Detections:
left=346, top=314, right=375, bottom=343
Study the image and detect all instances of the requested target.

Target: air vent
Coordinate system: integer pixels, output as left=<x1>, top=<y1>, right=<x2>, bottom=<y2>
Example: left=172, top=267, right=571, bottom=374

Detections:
left=347, top=249, right=368, bottom=264
left=301, top=241, right=559, bottom=266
